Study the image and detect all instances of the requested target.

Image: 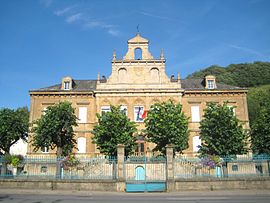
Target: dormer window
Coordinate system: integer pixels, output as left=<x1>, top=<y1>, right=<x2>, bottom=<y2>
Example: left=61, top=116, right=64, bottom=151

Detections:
left=205, top=75, right=216, bottom=89
left=61, top=76, right=73, bottom=90
left=207, top=80, right=214, bottom=89
left=64, top=81, right=70, bottom=90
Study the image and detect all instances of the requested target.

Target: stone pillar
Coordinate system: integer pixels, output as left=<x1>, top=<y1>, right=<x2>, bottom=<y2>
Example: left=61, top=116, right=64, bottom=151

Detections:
left=117, top=144, right=125, bottom=192
left=166, top=144, right=175, bottom=192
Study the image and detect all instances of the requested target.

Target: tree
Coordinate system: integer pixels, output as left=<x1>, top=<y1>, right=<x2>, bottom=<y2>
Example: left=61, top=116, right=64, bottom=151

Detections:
left=251, top=104, right=270, bottom=154
left=92, top=105, right=137, bottom=157
left=31, top=101, right=77, bottom=178
left=199, top=102, right=248, bottom=157
left=247, top=84, right=270, bottom=125
left=0, top=107, right=29, bottom=176
left=144, top=100, right=189, bottom=156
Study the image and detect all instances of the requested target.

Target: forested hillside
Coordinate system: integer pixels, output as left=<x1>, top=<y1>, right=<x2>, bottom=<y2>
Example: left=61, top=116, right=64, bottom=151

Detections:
left=186, top=61, right=270, bottom=87
left=186, top=61, right=270, bottom=127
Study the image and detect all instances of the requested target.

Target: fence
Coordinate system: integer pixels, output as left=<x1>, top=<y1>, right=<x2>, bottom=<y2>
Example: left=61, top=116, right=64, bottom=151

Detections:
left=1, top=153, right=270, bottom=180
left=174, top=154, right=270, bottom=179
left=0, top=155, right=117, bottom=180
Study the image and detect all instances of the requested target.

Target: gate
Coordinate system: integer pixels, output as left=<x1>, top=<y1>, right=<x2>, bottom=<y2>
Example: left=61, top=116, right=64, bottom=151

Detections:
left=125, top=156, right=166, bottom=192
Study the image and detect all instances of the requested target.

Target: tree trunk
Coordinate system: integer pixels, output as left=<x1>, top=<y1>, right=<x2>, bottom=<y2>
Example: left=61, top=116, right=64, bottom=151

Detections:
left=56, top=147, right=63, bottom=179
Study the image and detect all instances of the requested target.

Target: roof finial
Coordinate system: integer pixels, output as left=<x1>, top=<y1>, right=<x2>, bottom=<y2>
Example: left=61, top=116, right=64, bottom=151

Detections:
left=97, top=72, right=100, bottom=81
left=160, top=48, right=164, bottom=60
left=136, top=24, right=140, bottom=34
left=113, top=50, right=116, bottom=60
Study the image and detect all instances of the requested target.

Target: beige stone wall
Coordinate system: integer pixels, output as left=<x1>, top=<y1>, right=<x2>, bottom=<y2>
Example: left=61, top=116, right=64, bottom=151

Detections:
left=181, top=90, right=249, bottom=154
left=28, top=92, right=97, bottom=155
left=27, top=33, right=250, bottom=157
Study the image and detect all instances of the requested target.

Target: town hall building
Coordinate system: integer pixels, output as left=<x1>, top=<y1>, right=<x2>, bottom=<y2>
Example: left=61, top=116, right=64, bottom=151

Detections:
left=28, top=33, right=249, bottom=157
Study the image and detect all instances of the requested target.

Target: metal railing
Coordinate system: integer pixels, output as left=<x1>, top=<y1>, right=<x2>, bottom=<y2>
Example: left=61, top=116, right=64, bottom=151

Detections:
left=0, top=155, right=117, bottom=180
left=174, top=154, right=270, bottom=178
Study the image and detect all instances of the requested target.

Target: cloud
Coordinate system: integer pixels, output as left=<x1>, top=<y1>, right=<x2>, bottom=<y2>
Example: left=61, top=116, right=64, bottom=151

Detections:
left=66, top=13, right=82, bottom=24
left=227, top=44, right=265, bottom=57
left=108, top=29, right=120, bottom=37
left=54, top=6, right=74, bottom=16
left=83, top=20, right=120, bottom=36
left=39, top=0, right=53, bottom=7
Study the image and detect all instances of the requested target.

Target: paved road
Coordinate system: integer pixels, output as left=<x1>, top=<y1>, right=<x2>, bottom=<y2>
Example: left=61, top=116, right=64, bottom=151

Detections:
left=0, top=190, right=270, bottom=203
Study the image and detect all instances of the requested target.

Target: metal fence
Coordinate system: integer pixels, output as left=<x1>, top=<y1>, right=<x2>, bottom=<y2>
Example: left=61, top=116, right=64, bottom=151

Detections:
left=174, top=154, right=270, bottom=178
left=1, top=154, right=269, bottom=180
left=0, top=155, right=117, bottom=180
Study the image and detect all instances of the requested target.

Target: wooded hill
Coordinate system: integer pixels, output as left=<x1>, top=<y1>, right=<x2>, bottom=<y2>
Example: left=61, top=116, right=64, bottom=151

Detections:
left=186, top=61, right=270, bottom=88
left=186, top=61, right=270, bottom=125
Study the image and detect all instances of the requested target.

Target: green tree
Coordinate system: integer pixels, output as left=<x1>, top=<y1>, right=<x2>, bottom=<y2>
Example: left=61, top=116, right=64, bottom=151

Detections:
left=251, top=104, right=270, bottom=154
left=199, top=103, right=248, bottom=156
left=32, top=101, right=77, bottom=178
left=92, top=105, right=137, bottom=157
left=0, top=107, right=29, bottom=176
left=144, top=101, right=189, bottom=156
left=247, top=84, right=270, bottom=125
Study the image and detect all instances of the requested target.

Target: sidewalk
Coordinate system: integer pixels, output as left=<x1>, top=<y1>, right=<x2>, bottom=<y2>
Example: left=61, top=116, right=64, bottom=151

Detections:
left=0, top=188, right=269, bottom=197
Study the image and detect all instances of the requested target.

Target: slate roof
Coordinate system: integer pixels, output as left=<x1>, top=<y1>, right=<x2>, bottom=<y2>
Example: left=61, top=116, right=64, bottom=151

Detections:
left=30, top=80, right=97, bottom=92
left=181, top=79, right=244, bottom=90
left=30, top=78, right=244, bottom=92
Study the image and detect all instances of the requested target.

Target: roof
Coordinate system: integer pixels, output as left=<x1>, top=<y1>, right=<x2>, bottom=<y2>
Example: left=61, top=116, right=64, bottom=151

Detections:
left=30, top=80, right=97, bottom=92
left=128, top=33, right=149, bottom=43
left=181, top=79, right=244, bottom=90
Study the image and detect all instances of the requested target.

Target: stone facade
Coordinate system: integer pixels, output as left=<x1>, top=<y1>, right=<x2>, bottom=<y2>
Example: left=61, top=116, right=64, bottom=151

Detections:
left=28, top=33, right=249, bottom=156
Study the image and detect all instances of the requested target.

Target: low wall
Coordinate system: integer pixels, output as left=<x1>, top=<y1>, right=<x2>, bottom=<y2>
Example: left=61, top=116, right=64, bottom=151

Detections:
left=0, top=179, right=117, bottom=191
left=1, top=177, right=270, bottom=192
left=174, top=177, right=270, bottom=191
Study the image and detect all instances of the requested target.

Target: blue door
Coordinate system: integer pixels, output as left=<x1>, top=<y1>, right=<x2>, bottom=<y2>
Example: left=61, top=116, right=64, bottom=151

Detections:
left=135, top=166, right=145, bottom=181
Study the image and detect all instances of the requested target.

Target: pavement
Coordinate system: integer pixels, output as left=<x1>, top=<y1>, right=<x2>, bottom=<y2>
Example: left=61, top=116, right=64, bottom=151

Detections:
left=0, top=188, right=269, bottom=196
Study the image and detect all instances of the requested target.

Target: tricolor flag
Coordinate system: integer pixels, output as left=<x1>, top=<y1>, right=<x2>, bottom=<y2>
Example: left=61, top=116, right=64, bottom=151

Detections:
left=142, top=110, right=148, bottom=119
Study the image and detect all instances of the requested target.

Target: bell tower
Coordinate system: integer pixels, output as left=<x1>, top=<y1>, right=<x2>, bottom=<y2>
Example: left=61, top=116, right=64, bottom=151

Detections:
left=96, top=33, right=181, bottom=90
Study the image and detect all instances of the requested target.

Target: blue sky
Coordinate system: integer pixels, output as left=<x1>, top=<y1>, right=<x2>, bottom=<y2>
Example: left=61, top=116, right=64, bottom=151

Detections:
left=0, top=0, right=270, bottom=109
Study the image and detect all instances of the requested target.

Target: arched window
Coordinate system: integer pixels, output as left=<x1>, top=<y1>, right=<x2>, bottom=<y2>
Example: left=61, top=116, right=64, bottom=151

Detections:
left=118, top=68, right=127, bottom=83
left=134, top=48, right=142, bottom=60
left=135, top=166, right=145, bottom=180
left=77, top=137, right=86, bottom=153
left=150, top=68, right=160, bottom=82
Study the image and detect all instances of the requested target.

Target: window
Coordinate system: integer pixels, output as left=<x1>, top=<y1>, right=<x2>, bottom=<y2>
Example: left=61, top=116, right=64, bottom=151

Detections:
left=118, top=68, right=127, bottom=83
left=232, top=164, right=238, bottom=172
left=77, top=137, right=86, bottom=153
left=193, top=136, right=201, bottom=152
left=191, top=106, right=200, bottom=122
left=101, top=106, right=111, bottom=113
left=41, top=146, right=49, bottom=153
left=150, top=68, right=160, bottom=83
left=135, top=48, right=142, bottom=60
left=78, top=107, right=87, bottom=123
left=40, top=166, right=48, bottom=173
left=120, top=105, right=128, bottom=115
left=228, top=105, right=236, bottom=116
left=134, top=106, right=144, bottom=122
left=64, top=81, right=70, bottom=90
left=207, top=80, right=214, bottom=89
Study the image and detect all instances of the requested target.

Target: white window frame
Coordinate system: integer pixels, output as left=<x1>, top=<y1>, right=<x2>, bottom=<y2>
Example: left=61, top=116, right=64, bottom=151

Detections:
left=64, top=81, right=70, bottom=90
left=208, top=80, right=214, bottom=89
left=191, top=106, right=200, bottom=122
left=77, top=137, right=86, bottom=153
left=41, top=146, right=49, bottom=153
left=134, top=106, right=144, bottom=122
left=78, top=107, right=87, bottom=123
left=193, top=136, right=201, bottom=152
left=101, top=106, right=111, bottom=113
